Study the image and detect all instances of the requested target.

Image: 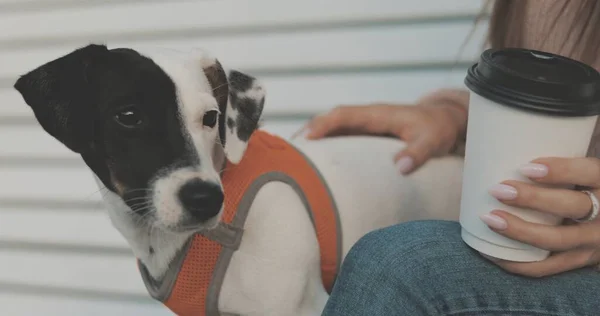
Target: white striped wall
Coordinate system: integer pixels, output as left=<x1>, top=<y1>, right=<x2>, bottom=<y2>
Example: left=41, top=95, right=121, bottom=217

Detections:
left=0, top=0, right=488, bottom=314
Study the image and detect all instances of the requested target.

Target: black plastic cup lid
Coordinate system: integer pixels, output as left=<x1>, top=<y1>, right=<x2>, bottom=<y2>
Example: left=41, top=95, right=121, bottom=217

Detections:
left=465, top=48, right=600, bottom=116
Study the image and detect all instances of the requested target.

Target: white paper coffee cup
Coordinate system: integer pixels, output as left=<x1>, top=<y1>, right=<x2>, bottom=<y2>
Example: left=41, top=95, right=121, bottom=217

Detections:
left=459, top=48, right=600, bottom=262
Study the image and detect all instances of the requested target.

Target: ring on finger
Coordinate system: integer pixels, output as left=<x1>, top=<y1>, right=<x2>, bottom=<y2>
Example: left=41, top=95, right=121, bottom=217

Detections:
left=574, top=190, right=600, bottom=223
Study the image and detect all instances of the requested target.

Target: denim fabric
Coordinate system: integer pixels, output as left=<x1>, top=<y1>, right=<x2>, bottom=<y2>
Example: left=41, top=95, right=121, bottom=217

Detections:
left=322, top=221, right=600, bottom=316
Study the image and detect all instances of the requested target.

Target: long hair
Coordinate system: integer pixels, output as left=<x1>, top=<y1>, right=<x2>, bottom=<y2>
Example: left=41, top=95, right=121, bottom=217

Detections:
left=487, top=0, right=600, bottom=66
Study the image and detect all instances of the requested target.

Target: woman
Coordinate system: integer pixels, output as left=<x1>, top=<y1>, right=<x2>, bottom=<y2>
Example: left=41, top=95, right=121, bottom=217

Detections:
left=304, top=1, right=600, bottom=315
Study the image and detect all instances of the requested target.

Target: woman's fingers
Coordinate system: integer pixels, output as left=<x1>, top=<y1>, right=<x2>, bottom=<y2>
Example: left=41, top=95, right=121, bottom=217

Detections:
left=295, top=102, right=464, bottom=175
left=521, top=157, right=600, bottom=188
left=489, top=181, right=594, bottom=220
left=489, top=247, right=596, bottom=278
left=482, top=156, right=600, bottom=276
left=482, top=210, right=600, bottom=251
left=303, top=105, right=404, bottom=139
left=394, top=135, right=439, bottom=174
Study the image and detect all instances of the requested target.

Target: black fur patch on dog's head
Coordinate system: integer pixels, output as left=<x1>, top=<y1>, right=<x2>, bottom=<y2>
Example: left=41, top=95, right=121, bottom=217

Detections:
left=14, top=44, right=265, bottom=231
left=15, top=45, right=192, bottom=198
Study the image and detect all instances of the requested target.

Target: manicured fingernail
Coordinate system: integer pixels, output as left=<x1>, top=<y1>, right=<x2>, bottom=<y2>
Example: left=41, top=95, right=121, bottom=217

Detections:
left=291, top=127, right=311, bottom=139
left=519, top=163, right=548, bottom=178
left=488, top=184, right=518, bottom=200
left=396, top=156, right=414, bottom=174
left=480, top=214, right=508, bottom=230
left=300, top=128, right=311, bottom=139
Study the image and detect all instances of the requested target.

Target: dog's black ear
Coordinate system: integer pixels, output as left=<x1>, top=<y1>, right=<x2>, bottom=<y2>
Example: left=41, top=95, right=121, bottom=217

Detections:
left=14, top=44, right=109, bottom=153
left=202, top=59, right=265, bottom=164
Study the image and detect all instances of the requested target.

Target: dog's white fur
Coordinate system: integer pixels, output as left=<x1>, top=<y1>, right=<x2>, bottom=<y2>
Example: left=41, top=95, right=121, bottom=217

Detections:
left=146, top=49, right=226, bottom=232
left=95, top=48, right=465, bottom=315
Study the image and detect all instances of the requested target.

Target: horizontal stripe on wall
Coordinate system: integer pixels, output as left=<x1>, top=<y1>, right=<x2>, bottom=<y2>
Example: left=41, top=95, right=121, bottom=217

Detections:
left=0, top=0, right=178, bottom=14
left=0, top=0, right=485, bottom=44
left=0, top=209, right=128, bottom=248
left=0, top=198, right=102, bottom=210
left=0, top=250, right=149, bottom=294
left=0, top=291, right=166, bottom=316
left=1, top=167, right=103, bottom=201
left=0, top=21, right=488, bottom=85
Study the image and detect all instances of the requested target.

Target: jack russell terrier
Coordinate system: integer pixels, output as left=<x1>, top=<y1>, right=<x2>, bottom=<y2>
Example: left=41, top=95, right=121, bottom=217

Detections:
left=14, top=44, right=464, bottom=316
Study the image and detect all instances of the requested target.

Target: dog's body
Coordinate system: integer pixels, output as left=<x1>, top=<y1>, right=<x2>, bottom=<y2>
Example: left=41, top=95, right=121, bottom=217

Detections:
left=204, top=136, right=463, bottom=315
left=15, top=45, right=464, bottom=315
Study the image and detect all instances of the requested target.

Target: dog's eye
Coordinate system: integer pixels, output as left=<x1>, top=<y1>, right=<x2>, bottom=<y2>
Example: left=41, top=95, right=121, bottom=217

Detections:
left=202, top=110, right=219, bottom=128
left=114, top=107, right=144, bottom=128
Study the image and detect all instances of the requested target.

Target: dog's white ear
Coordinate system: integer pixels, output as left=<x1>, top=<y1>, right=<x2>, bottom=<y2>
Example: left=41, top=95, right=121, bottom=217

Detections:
left=223, top=70, right=265, bottom=163
left=14, top=44, right=109, bottom=153
left=202, top=60, right=265, bottom=164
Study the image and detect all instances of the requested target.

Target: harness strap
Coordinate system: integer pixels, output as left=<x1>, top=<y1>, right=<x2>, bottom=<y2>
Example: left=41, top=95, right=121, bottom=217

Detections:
left=205, top=171, right=340, bottom=315
left=138, top=131, right=342, bottom=316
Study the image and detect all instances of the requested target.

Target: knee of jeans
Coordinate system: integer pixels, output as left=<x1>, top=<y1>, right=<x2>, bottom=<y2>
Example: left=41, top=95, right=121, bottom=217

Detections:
left=343, top=220, right=461, bottom=269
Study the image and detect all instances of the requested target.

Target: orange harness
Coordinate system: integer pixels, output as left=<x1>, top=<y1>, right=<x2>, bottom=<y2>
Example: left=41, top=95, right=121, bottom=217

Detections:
left=138, top=130, right=341, bottom=316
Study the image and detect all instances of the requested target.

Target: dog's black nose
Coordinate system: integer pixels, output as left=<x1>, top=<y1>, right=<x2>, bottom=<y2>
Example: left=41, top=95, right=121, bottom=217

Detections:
left=178, top=179, right=224, bottom=221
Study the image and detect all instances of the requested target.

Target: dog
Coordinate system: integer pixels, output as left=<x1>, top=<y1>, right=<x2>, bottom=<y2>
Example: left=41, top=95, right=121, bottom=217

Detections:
left=14, top=44, right=464, bottom=316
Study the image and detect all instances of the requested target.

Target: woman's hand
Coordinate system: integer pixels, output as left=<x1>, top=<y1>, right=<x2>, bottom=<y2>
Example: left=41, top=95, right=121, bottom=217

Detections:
left=294, top=97, right=468, bottom=174
left=481, top=157, right=600, bottom=277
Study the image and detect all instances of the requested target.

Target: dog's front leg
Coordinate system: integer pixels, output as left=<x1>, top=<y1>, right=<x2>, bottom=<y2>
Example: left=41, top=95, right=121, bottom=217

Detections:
left=218, top=181, right=329, bottom=316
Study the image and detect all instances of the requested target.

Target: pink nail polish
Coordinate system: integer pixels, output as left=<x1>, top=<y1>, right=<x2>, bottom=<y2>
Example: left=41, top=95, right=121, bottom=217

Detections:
left=290, top=128, right=304, bottom=139
left=300, top=128, right=311, bottom=139
left=480, top=214, right=508, bottom=230
left=488, top=184, right=518, bottom=200
left=291, top=126, right=311, bottom=139
left=519, top=163, right=548, bottom=178
left=396, top=156, right=414, bottom=174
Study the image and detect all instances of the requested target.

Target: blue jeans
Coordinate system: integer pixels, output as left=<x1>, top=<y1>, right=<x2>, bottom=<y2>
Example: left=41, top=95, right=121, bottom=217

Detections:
left=322, top=221, right=600, bottom=316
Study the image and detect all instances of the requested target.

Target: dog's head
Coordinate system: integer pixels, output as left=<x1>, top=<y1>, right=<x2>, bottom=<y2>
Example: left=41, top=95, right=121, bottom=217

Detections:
left=14, top=44, right=265, bottom=233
